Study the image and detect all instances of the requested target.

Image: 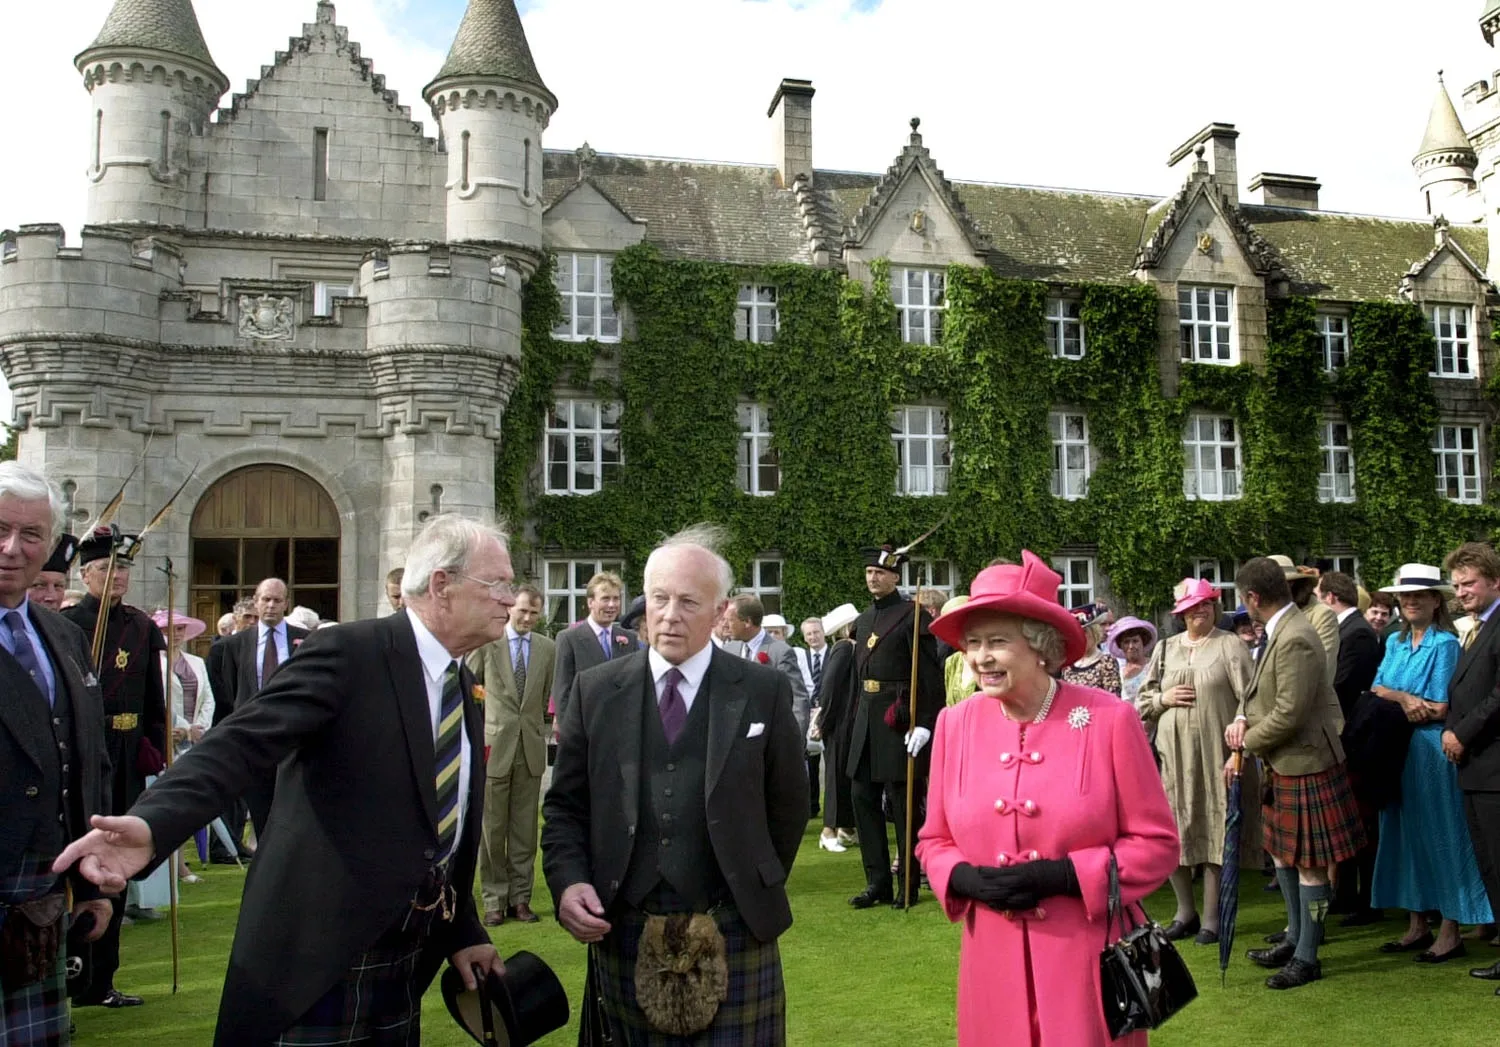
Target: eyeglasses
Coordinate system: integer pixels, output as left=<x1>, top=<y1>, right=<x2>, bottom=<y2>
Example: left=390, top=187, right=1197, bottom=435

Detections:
left=458, top=574, right=515, bottom=600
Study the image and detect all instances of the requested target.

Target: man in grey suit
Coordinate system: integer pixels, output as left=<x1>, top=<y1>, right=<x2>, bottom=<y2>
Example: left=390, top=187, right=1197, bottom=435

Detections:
left=727, top=595, right=811, bottom=739
left=467, top=582, right=556, bottom=927
left=542, top=524, right=807, bottom=1043
left=550, top=571, right=636, bottom=730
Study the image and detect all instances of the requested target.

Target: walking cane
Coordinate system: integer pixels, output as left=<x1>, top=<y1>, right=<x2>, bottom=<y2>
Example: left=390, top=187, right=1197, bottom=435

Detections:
left=158, top=557, right=182, bottom=994
left=901, top=561, right=928, bottom=911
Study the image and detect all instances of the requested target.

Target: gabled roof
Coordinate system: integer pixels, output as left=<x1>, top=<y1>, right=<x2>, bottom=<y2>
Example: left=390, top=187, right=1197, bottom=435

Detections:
left=844, top=119, right=991, bottom=256
left=426, top=0, right=554, bottom=104
left=79, top=0, right=223, bottom=79
left=1134, top=170, right=1288, bottom=280
left=544, top=158, right=645, bottom=229
left=1399, top=217, right=1494, bottom=298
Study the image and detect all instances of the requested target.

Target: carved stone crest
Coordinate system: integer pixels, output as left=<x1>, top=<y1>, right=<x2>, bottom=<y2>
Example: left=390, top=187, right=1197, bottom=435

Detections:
left=1196, top=232, right=1214, bottom=255
left=910, top=208, right=927, bottom=235
left=237, top=294, right=295, bottom=341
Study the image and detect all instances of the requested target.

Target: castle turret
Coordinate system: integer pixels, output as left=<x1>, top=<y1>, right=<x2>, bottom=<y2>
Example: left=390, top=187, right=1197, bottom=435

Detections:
left=422, top=0, right=555, bottom=253
left=1414, top=74, right=1480, bottom=221
left=75, top=0, right=228, bottom=227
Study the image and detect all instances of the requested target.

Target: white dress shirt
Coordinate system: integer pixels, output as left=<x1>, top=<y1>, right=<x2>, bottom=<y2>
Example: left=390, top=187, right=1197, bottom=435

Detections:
left=1263, top=603, right=1295, bottom=645
left=408, top=609, right=472, bottom=852
left=255, top=621, right=292, bottom=687
left=648, top=641, right=714, bottom=715
left=1335, top=606, right=1358, bottom=625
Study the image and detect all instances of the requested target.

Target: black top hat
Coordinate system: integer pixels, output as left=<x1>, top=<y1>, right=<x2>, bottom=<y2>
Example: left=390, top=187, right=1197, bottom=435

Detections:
left=441, top=951, right=569, bottom=1046
left=76, top=526, right=141, bottom=567
left=861, top=543, right=907, bottom=574
left=42, top=533, right=79, bottom=575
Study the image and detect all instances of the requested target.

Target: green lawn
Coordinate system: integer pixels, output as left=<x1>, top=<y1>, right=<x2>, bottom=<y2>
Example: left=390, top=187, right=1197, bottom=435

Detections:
left=76, top=826, right=1497, bottom=1045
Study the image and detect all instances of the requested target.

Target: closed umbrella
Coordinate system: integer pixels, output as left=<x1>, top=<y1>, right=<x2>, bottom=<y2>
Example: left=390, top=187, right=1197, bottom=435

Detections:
left=1218, top=750, right=1246, bottom=984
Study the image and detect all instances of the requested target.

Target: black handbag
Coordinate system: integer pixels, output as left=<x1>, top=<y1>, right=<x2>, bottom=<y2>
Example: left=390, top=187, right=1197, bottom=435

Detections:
left=1098, top=853, right=1197, bottom=1039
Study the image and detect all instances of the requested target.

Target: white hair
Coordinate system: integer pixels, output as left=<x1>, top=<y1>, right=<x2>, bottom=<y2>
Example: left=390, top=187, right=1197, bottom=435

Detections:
left=0, top=461, right=64, bottom=542
left=401, top=514, right=509, bottom=597
left=644, top=523, right=735, bottom=601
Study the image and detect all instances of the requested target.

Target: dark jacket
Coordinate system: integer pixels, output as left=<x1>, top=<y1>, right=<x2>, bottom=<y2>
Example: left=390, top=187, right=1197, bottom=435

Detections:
left=1333, top=610, right=1382, bottom=720
left=541, top=647, right=808, bottom=943
left=213, top=620, right=310, bottom=718
left=550, top=620, right=638, bottom=729
left=129, top=613, right=487, bottom=1046
left=1449, top=606, right=1500, bottom=792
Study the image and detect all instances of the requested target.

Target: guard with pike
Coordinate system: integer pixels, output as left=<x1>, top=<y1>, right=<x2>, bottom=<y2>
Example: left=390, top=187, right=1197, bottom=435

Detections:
left=847, top=542, right=944, bottom=909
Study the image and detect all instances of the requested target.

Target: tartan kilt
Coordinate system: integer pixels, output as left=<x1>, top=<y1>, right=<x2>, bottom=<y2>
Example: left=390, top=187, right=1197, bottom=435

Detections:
left=1, top=857, right=68, bottom=1047
left=594, top=905, right=786, bottom=1046
left=272, top=933, right=426, bottom=1046
left=1262, top=763, right=1366, bottom=868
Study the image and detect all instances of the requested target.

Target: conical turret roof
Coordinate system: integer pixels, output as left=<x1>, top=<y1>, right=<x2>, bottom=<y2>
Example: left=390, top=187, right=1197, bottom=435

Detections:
left=1416, top=76, right=1474, bottom=160
left=79, top=0, right=220, bottom=73
left=426, top=0, right=553, bottom=103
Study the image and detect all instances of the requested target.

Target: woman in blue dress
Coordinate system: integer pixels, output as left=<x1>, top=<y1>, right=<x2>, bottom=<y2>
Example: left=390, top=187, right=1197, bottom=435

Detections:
left=1371, top=566, right=1495, bottom=962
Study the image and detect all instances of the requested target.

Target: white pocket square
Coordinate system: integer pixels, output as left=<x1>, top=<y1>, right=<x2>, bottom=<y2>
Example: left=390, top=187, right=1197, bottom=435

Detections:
left=746, top=722, right=765, bottom=738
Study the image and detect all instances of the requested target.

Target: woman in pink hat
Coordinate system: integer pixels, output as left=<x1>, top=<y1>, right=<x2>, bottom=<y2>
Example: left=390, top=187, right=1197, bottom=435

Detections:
left=916, top=552, right=1178, bottom=1047
left=1136, top=578, right=1254, bottom=945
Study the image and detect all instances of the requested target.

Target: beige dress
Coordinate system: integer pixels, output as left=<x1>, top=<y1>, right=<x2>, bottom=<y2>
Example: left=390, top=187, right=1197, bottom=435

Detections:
left=1137, top=629, right=1254, bottom=867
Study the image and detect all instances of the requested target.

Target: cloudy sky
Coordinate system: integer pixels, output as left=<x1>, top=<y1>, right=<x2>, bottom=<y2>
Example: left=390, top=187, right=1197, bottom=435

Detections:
left=1, top=0, right=1495, bottom=417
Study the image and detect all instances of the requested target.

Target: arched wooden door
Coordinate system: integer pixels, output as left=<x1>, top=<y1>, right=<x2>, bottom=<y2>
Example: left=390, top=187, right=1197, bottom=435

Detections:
left=190, top=466, right=341, bottom=637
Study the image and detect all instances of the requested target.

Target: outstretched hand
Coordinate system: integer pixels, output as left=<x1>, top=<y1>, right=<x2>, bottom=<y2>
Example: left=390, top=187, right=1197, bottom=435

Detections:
left=51, top=815, right=154, bottom=892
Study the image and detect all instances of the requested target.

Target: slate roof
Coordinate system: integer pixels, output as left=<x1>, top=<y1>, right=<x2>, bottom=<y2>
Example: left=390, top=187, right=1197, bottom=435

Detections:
left=429, top=0, right=552, bottom=101
left=80, top=0, right=220, bottom=71
left=543, top=148, right=1489, bottom=301
left=1417, top=78, right=1474, bottom=159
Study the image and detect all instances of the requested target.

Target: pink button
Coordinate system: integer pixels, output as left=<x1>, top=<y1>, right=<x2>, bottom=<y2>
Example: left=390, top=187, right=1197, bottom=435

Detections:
left=1032, top=906, right=1047, bottom=920
left=1028, top=850, right=1041, bottom=861
left=1027, top=752, right=1043, bottom=764
left=999, top=752, right=1013, bottom=765
left=994, top=798, right=1007, bottom=812
left=997, top=852, right=1010, bottom=865
left=1022, top=800, right=1038, bottom=816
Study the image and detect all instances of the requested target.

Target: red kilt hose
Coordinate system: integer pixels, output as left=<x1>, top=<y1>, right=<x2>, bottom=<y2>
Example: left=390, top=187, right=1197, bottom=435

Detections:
left=1262, top=763, right=1365, bottom=869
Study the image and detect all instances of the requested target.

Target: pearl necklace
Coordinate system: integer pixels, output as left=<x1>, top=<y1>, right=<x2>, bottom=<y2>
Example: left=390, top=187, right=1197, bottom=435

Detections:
left=1002, top=677, right=1059, bottom=724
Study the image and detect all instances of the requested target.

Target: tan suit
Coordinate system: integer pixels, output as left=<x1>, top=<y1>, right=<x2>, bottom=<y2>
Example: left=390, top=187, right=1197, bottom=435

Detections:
left=1240, top=605, right=1345, bottom=776
left=1301, top=598, right=1341, bottom=690
left=466, top=628, right=556, bottom=911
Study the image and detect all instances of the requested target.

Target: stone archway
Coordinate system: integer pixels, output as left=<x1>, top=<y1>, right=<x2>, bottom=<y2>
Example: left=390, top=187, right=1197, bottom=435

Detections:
left=189, top=465, right=341, bottom=638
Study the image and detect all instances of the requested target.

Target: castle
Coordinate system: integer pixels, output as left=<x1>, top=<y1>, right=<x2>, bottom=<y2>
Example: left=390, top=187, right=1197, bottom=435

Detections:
left=2, top=0, right=1499, bottom=625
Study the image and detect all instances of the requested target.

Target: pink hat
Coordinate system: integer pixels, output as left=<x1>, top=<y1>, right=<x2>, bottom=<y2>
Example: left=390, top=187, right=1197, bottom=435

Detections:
left=1170, top=578, right=1219, bottom=616
left=931, top=551, right=1086, bottom=665
left=151, top=609, right=207, bottom=643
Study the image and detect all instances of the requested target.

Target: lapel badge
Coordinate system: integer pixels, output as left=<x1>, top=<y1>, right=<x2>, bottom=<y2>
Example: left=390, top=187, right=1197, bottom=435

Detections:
left=867, top=633, right=879, bottom=649
left=114, top=649, right=130, bottom=671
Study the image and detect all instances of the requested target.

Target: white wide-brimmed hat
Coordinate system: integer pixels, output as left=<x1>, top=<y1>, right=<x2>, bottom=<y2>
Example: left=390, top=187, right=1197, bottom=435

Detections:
left=762, top=613, right=794, bottom=637
left=1380, top=563, right=1454, bottom=595
left=822, top=603, right=859, bottom=636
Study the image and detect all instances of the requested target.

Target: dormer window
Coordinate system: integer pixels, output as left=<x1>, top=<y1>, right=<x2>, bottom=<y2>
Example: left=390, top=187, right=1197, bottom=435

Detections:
left=892, top=269, right=945, bottom=345
left=1178, top=286, right=1237, bottom=365
left=1430, top=305, right=1475, bottom=378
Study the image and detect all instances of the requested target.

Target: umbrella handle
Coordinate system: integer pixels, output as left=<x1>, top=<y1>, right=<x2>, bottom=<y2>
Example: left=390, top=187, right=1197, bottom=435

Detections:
left=1230, top=750, right=1243, bottom=776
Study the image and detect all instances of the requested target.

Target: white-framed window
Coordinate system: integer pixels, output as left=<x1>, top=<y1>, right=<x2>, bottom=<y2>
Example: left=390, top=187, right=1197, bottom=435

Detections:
left=1433, top=422, right=1483, bottom=503
left=313, top=279, right=355, bottom=318
left=1321, top=555, right=1360, bottom=583
left=544, top=399, right=623, bottom=495
left=899, top=558, right=956, bottom=599
left=1193, top=557, right=1242, bottom=597
left=1046, top=297, right=1085, bottom=359
left=1049, top=410, right=1091, bottom=500
left=1318, top=312, right=1348, bottom=371
left=736, top=284, right=779, bottom=343
left=552, top=253, right=620, bottom=342
left=1052, top=556, right=1096, bottom=609
left=737, top=403, right=780, bottom=496
left=1318, top=418, right=1356, bottom=504
left=892, top=268, right=945, bottom=345
left=1178, top=285, right=1236, bottom=364
left=543, top=557, right=625, bottom=630
left=1430, top=305, right=1475, bottom=378
left=1182, top=413, right=1241, bottom=501
left=891, top=405, right=950, bottom=496
left=738, top=557, right=783, bottom=616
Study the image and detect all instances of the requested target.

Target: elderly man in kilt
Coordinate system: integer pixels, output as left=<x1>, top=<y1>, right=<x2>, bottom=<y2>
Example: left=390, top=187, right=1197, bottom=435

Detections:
left=0, top=463, right=111, bottom=1046
left=1227, top=556, right=1365, bottom=990
left=543, top=524, right=808, bottom=1044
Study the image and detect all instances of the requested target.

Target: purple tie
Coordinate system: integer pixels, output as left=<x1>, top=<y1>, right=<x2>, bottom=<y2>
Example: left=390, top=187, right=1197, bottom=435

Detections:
left=659, top=667, right=687, bottom=744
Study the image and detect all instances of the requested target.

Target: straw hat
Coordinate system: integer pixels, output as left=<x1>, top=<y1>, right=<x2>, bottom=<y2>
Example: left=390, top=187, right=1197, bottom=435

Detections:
left=821, top=603, right=859, bottom=636
left=1380, top=563, right=1453, bottom=595
left=150, top=609, right=206, bottom=643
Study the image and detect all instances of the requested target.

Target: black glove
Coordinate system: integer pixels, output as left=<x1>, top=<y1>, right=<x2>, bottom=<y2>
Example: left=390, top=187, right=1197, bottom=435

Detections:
left=948, top=863, right=993, bottom=903
left=947, top=860, right=1080, bottom=911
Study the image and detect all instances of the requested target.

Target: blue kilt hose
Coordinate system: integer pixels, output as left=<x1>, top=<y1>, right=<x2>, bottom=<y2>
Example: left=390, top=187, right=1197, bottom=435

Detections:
left=0, top=858, right=68, bottom=1047
left=594, top=904, right=786, bottom=1047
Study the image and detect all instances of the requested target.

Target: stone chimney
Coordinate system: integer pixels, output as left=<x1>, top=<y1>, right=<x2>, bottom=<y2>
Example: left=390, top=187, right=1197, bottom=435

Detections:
left=1168, top=122, right=1239, bottom=205
left=1247, top=173, right=1320, bottom=210
left=769, top=79, right=814, bottom=189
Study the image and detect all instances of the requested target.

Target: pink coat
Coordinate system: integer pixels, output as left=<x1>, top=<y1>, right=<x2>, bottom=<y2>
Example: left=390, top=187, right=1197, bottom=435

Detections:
left=917, top=683, right=1180, bottom=1047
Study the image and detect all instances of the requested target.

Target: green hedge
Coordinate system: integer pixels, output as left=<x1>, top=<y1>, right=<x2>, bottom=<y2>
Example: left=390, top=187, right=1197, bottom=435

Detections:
left=494, top=246, right=1498, bottom=617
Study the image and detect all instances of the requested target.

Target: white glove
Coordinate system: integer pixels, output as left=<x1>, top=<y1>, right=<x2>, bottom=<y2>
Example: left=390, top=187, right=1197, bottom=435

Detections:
left=905, top=726, right=932, bottom=757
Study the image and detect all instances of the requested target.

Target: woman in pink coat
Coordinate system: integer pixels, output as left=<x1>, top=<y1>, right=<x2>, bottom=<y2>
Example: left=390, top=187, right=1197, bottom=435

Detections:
left=917, top=552, right=1180, bottom=1046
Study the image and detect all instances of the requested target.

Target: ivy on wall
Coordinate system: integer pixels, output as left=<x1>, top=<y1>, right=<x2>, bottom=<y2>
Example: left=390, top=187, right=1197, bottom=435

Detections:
left=495, top=244, right=1499, bottom=620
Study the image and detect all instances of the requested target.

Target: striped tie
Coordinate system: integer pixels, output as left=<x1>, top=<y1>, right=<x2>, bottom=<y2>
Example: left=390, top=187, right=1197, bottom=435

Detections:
left=435, top=661, right=463, bottom=861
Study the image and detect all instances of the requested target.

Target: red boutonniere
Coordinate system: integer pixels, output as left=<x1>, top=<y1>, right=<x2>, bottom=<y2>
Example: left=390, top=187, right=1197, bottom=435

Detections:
left=757, top=652, right=770, bottom=664
left=471, top=684, right=486, bottom=703
left=292, top=638, right=304, bottom=649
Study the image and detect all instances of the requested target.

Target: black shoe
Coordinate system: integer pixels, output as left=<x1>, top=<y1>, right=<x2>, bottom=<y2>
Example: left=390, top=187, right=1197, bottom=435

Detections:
left=1163, top=915, right=1200, bottom=941
left=1414, top=943, right=1466, bottom=964
left=1265, top=959, right=1321, bottom=990
left=1469, top=960, right=1500, bottom=980
left=75, top=990, right=144, bottom=1008
left=1339, top=908, right=1384, bottom=927
left=1262, top=879, right=1282, bottom=893
left=1263, top=930, right=1288, bottom=944
left=1194, top=928, right=1221, bottom=946
left=1247, top=942, right=1296, bottom=969
left=892, top=887, right=921, bottom=910
left=1379, top=932, right=1434, bottom=954
left=849, top=885, right=893, bottom=909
